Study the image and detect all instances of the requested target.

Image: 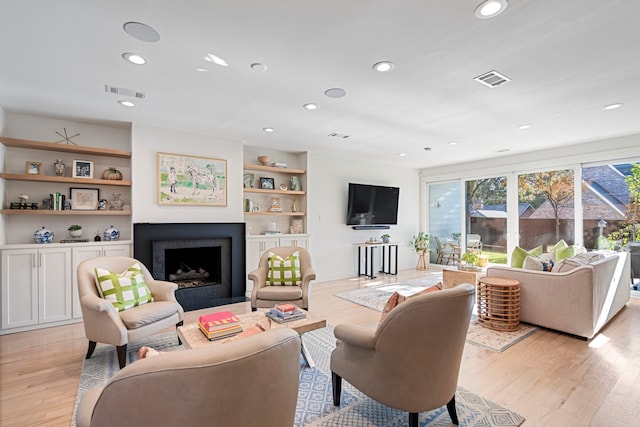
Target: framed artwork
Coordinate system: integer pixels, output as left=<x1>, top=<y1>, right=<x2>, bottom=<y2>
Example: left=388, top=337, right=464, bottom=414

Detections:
left=260, top=177, right=275, bottom=190
left=25, top=161, right=42, bottom=175
left=157, top=152, right=227, bottom=206
left=72, top=159, right=94, bottom=178
left=69, top=187, right=99, bottom=210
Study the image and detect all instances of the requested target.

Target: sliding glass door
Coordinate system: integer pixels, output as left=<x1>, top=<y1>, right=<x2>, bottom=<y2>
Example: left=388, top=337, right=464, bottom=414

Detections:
left=428, top=181, right=461, bottom=264
left=465, top=177, right=508, bottom=264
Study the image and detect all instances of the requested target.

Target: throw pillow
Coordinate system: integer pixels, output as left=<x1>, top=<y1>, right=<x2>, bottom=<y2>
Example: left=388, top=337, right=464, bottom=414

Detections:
left=379, top=283, right=442, bottom=322
left=267, top=251, right=301, bottom=286
left=522, top=255, right=554, bottom=272
left=551, top=257, right=585, bottom=273
left=511, top=245, right=543, bottom=268
left=548, top=239, right=568, bottom=252
left=555, top=245, right=575, bottom=262
left=574, top=252, right=605, bottom=264
left=94, top=263, right=154, bottom=312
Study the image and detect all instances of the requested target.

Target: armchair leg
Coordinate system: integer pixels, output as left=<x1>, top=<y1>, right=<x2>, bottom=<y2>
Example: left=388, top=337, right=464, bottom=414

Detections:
left=116, top=344, right=127, bottom=369
left=409, top=412, right=418, bottom=427
left=331, top=372, right=342, bottom=406
left=85, top=340, right=97, bottom=360
left=176, top=321, right=184, bottom=346
left=446, top=395, right=459, bottom=425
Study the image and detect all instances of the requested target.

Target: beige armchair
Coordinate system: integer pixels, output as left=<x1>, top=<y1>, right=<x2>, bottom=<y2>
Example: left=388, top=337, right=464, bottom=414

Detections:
left=76, top=328, right=301, bottom=427
left=77, top=256, right=184, bottom=369
left=331, top=284, right=475, bottom=426
left=248, top=246, right=316, bottom=311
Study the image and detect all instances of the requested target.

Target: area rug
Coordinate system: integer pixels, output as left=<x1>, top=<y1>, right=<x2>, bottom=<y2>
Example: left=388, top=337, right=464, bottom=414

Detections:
left=335, top=277, right=538, bottom=353
left=72, top=327, right=525, bottom=426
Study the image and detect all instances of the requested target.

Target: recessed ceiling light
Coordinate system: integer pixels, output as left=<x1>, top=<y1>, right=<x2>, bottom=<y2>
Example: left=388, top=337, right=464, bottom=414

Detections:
left=517, top=124, right=532, bottom=130
left=373, top=61, right=395, bottom=72
left=122, top=52, right=147, bottom=65
left=447, top=141, right=458, bottom=146
left=399, top=153, right=407, bottom=157
left=324, top=88, right=346, bottom=98
left=603, top=103, right=623, bottom=110
left=475, top=0, right=508, bottom=19
left=123, top=22, right=161, bottom=43
left=195, top=68, right=209, bottom=72
left=117, top=100, right=135, bottom=107
left=250, top=63, right=267, bottom=71
left=204, top=53, right=229, bottom=67
left=263, top=127, right=274, bottom=132
left=303, top=103, right=318, bottom=110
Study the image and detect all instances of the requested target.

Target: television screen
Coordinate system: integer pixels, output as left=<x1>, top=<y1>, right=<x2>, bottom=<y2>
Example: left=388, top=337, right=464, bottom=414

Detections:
left=346, top=183, right=399, bottom=225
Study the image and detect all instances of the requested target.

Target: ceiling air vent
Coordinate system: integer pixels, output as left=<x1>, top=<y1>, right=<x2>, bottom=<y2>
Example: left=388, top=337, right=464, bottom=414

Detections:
left=328, top=132, right=350, bottom=139
left=473, top=70, right=511, bottom=88
left=104, top=84, right=146, bottom=99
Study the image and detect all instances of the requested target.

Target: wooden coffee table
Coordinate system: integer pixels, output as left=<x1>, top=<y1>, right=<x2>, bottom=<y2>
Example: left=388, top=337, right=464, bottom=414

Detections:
left=177, top=309, right=326, bottom=368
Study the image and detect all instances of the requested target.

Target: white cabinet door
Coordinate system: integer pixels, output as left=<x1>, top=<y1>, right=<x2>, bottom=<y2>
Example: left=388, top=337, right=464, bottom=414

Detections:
left=245, top=237, right=279, bottom=296
left=278, top=235, right=309, bottom=248
left=103, top=244, right=131, bottom=257
left=38, top=247, right=72, bottom=324
left=1, top=249, right=38, bottom=329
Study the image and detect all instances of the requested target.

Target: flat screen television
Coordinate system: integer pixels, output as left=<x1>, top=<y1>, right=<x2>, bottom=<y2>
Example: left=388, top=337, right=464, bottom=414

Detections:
left=346, top=183, right=400, bottom=225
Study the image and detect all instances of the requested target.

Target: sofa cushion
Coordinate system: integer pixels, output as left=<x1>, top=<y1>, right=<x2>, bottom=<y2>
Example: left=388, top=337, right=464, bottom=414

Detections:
left=523, top=255, right=554, bottom=271
left=511, top=245, right=543, bottom=268
left=267, top=251, right=301, bottom=286
left=574, top=252, right=605, bottom=264
left=551, top=256, right=586, bottom=273
left=119, top=301, right=179, bottom=329
left=94, top=263, right=153, bottom=312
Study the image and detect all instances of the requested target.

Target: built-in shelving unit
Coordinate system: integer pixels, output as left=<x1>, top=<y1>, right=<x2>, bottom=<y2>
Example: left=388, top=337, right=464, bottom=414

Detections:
left=242, top=162, right=307, bottom=218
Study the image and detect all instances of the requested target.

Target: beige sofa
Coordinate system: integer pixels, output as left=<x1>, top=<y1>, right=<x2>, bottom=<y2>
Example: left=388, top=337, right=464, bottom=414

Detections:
left=485, top=252, right=630, bottom=339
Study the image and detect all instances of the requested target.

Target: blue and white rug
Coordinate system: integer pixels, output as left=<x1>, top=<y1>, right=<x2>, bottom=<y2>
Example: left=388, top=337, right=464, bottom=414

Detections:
left=72, top=327, right=525, bottom=426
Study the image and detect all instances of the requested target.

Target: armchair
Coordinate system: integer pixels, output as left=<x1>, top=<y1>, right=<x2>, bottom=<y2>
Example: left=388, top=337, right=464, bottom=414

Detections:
left=434, top=236, right=461, bottom=265
left=467, top=234, right=483, bottom=253
left=75, top=328, right=301, bottom=427
left=248, top=246, right=315, bottom=311
left=77, top=256, right=184, bottom=369
left=331, top=284, right=475, bottom=426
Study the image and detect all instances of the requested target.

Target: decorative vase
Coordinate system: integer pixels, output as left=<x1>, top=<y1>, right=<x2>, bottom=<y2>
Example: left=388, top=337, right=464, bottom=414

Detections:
left=416, top=250, right=429, bottom=270
left=101, top=167, right=123, bottom=180
left=34, top=226, right=54, bottom=244
left=382, top=237, right=390, bottom=243
left=53, top=159, right=65, bottom=176
left=109, top=192, right=124, bottom=210
left=69, top=229, right=83, bottom=238
left=103, top=225, right=120, bottom=241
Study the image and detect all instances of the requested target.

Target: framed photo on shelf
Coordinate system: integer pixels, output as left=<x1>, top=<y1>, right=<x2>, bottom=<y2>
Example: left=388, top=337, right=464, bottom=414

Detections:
left=260, top=177, right=275, bottom=189
left=25, top=161, right=42, bottom=175
left=69, top=187, right=99, bottom=210
left=72, top=159, right=94, bottom=179
left=157, top=152, right=227, bottom=206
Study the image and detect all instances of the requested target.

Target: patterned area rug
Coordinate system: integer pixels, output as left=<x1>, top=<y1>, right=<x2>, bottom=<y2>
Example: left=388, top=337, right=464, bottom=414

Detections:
left=335, top=277, right=538, bottom=353
left=72, top=327, right=525, bottom=426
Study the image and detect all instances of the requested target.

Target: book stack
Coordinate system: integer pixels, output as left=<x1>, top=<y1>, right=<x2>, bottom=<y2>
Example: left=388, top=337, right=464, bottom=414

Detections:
left=266, top=303, right=307, bottom=323
left=198, top=310, right=243, bottom=340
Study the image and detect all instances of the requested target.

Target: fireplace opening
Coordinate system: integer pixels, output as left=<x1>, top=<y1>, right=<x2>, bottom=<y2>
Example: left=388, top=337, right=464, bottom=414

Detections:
left=165, top=246, right=222, bottom=289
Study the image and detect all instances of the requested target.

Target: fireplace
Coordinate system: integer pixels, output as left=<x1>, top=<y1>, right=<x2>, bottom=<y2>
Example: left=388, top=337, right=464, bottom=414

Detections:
left=134, top=223, right=246, bottom=311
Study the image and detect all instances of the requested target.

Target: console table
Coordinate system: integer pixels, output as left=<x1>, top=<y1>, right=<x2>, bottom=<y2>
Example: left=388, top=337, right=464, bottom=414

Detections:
left=355, top=242, right=399, bottom=279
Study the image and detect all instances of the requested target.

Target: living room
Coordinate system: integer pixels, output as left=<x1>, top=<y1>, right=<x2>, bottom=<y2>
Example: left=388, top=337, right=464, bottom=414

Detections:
left=2, top=1, right=640, bottom=426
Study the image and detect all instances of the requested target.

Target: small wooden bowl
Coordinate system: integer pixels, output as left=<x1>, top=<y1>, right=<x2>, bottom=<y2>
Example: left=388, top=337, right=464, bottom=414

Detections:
left=257, top=155, right=271, bottom=165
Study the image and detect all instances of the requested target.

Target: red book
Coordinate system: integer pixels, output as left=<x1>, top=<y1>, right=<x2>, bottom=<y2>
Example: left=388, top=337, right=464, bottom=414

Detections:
left=198, top=311, right=240, bottom=332
left=275, top=303, right=297, bottom=314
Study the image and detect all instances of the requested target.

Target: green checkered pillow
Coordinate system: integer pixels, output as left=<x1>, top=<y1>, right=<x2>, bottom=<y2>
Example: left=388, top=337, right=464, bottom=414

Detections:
left=267, top=251, right=301, bottom=286
left=94, top=263, right=153, bottom=312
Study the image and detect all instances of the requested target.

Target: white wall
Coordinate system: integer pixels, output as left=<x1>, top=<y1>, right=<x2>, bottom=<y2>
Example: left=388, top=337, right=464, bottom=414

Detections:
left=131, top=123, right=244, bottom=224
left=306, top=152, right=420, bottom=282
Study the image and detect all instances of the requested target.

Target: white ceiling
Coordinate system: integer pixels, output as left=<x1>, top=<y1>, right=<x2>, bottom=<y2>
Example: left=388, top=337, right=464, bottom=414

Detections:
left=1, top=0, right=639, bottom=169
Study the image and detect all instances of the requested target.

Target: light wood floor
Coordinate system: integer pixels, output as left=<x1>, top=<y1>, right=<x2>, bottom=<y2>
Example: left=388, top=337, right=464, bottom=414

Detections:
left=1, top=267, right=639, bottom=426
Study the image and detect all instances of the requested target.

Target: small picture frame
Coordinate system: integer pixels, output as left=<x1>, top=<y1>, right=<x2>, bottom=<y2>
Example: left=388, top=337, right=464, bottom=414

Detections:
left=260, top=177, right=275, bottom=189
left=25, top=161, right=42, bottom=175
left=69, top=187, right=99, bottom=210
left=72, top=159, right=94, bottom=179
left=270, top=197, right=281, bottom=210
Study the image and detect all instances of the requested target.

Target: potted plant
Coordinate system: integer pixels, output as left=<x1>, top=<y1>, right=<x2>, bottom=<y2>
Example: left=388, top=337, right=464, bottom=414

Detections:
left=68, top=224, right=83, bottom=238
left=381, top=233, right=391, bottom=243
left=460, top=252, right=479, bottom=271
left=409, top=231, right=430, bottom=270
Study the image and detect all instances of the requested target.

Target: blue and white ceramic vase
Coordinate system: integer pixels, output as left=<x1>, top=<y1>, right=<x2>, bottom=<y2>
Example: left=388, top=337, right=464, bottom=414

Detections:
left=103, top=225, right=120, bottom=241
left=34, top=226, right=54, bottom=244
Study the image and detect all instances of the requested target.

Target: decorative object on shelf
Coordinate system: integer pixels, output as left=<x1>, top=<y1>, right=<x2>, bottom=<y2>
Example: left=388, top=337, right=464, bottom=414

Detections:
left=257, top=155, right=271, bottom=165
left=18, top=193, right=29, bottom=203
left=381, top=233, right=391, bottom=243
left=42, top=198, right=52, bottom=210
left=269, top=197, right=282, bottom=212
left=290, top=176, right=301, bottom=191
left=34, top=226, right=54, bottom=244
left=94, top=230, right=101, bottom=241
left=97, top=199, right=108, bottom=210
left=243, top=173, right=254, bottom=188
left=69, top=187, right=99, bottom=210
left=68, top=224, right=83, bottom=238
left=260, top=177, right=275, bottom=189
left=53, top=127, right=79, bottom=145
left=279, top=183, right=288, bottom=191
left=72, top=159, right=94, bottom=178
left=409, top=231, right=431, bottom=270
left=271, top=161, right=287, bottom=168
left=291, top=196, right=297, bottom=212
left=290, top=218, right=303, bottom=234
left=157, top=152, right=227, bottom=206
left=25, top=161, right=42, bottom=175
left=109, top=192, right=125, bottom=210
left=10, top=202, right=38, bottom=210
left=103, top=225, right=120, bottom=241
left=101, top=167, right=123, bottom=180
left=53, top=159, right=65, bottom=176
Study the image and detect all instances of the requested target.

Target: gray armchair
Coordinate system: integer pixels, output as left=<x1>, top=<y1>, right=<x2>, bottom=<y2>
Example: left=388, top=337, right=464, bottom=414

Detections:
left=77, top=256, right=184, bottom=369
left=248, top=246, right=316, bottom=311
left=331, top=284, right=475, bottom=426
left=76, top=328, right=301, bottom=427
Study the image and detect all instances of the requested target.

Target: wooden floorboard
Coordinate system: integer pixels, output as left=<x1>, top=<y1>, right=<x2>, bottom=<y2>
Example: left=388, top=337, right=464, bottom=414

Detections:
left=1, top=266, right=638, bottom=426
